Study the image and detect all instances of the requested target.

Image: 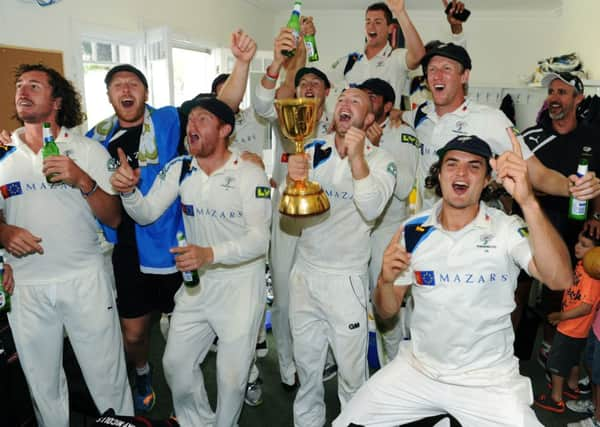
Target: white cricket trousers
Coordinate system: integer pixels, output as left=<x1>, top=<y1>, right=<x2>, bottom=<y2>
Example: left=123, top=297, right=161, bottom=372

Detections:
left=289, top=261, right=369, bottom=427
left=163, top=264, right=265, bottom=427
left=269, top=200, right=301, bottom=386
left=333, top=346, right=543, bottom=427
left=8, top=265, right=133, bottom=427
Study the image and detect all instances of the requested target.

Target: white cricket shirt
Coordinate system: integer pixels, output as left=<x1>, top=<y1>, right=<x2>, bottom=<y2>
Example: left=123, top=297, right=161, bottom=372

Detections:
left=0, top=127, right=115, bottom=285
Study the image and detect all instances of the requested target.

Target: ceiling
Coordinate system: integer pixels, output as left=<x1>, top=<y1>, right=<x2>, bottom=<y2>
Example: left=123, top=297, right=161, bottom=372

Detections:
left=245, top=0, right=562, bottom=12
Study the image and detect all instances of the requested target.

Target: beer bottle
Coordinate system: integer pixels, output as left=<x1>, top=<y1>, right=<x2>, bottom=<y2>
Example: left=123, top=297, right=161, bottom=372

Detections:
left=176, top=231, right=200, bottom=288
left=303, top=18, right=319, bottom=62
left=282, top=0, right=302, bottom=57
left=0, top=255, right=10, bottom=314
left=42, top=122, right=60, bottom=184
left=568, top=146, right=592, bottom=221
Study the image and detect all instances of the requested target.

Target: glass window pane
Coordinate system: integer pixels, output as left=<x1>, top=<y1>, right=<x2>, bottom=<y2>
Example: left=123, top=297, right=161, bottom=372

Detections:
left=172, top=47, right=213, bottom=106
left=96, top=42, right=113, bottom=62
left=82, top=41, right=92, bottom=62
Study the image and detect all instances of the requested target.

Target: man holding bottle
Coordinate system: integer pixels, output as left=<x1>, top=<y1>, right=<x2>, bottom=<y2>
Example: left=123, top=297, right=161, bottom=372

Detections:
left=110, top=92, right=271, bottom=427
left=521, top=72, right=600, bottom=372
left=86, top=31, right=257, bottom=413
left=0, top=63, right=132, bottom=427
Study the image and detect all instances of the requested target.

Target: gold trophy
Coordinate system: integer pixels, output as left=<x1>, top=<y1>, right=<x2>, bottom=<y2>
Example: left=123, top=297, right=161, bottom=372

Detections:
left=274, top=98, right=330, bottom=216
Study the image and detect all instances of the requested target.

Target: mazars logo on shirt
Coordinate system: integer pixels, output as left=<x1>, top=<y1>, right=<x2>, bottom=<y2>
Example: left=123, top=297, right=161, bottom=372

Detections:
left=1, top=180, right=72, bottom=199
left=415, top=270, right=510, bottom=286
left=324, top=188, right=353, bottom=200
left=182, top=204, right=243, bottom=220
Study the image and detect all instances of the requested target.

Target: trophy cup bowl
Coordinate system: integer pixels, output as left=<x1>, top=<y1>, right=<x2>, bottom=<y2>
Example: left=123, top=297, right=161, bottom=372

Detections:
left=274, top=98, right=330, bottom=216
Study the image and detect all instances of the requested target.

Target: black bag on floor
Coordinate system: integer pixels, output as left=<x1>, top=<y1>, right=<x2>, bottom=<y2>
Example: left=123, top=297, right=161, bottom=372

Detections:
left=94, top=409, right=180, bottom=427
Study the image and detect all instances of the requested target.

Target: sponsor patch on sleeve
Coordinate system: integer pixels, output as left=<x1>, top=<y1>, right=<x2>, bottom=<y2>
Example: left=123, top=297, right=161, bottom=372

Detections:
left=255, top=186, right=271, bottom=199
left=518, top=227, right=529, bottom=237
left=386, top=162, right=397, bottom=177
left=401, top=133, right=420, bottom=147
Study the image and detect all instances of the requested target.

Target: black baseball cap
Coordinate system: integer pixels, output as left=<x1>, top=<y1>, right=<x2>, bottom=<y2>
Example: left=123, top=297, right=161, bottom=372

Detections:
left=421, top=43, right=472, bottom=73
left=541, top=72, right=584, bottom=94
left=357, top=78, right=396, bottom=106
left=104, top=64, right=148, bottom=89
left=437, top=135, right=492, bottom=161
left=180, top=94, right=235, bottom=135
left=211, top=73, right=230, bottom=95
left=294, top=67, right=331, bottom=89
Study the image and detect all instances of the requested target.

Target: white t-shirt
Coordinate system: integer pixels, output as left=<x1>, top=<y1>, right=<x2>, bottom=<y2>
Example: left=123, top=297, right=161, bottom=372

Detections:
left=395, top=201, right=532, bottom=385
left=0, top=127, right=115, bottom=285
left=403, top=100, right=533, bottom=210
left=121, top=151, right=271, bottom=279
left=294, top=134, right=396, bottom=274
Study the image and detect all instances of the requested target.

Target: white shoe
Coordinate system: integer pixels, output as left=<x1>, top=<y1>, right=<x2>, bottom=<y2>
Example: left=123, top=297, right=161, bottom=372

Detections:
left=566, top=398, right=595, bottom=415
left=244, top=378, right=263, bottom=406
left=568, top=417, right=600, bottom=427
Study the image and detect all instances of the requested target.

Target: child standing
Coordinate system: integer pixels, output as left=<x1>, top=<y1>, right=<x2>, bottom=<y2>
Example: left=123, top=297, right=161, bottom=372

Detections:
left=535, top=230, right=600, bottom=414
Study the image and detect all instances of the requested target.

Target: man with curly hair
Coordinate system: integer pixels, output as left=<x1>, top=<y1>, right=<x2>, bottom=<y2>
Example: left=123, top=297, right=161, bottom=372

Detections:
left=0, top=63, right=132, bottom=427
left=334, top=134, right=571, bottom=427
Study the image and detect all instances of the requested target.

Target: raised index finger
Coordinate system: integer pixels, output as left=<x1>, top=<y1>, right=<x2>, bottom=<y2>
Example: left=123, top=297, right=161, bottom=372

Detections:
left=506, top=127, right=523, bottom=159
left=389, top=225, right=404, bottom=247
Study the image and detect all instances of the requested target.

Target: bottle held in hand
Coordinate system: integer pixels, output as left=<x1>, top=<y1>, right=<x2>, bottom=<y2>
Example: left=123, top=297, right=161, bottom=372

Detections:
left=42, top=122, right=60, bottom=184
left=282, top=1, right=302, bottom=57
left=176, top=231, right=200, bottom=288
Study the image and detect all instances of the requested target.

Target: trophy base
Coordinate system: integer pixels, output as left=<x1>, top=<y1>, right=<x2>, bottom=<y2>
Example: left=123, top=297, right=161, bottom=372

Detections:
left=279, top=180, right=330, bottom=217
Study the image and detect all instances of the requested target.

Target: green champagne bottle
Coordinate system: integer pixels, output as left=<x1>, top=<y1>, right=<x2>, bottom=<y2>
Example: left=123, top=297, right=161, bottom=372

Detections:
left=304, top=33, right=319, bottom=62
left=176, top=231, right=200, bottom=288
left=0, top=255, right=10, bottom=314
left=42, top=122, right=60, bottom=184
left=568, top=146, right=592, bottom=221
left=282, top=0, right=302, bottom=57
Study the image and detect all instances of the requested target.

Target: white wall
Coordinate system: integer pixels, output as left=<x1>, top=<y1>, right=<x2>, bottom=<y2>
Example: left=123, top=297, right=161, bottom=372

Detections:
left=2, top=1, right=599, bottom=93
left=560, top=0, right=600, bottom=80
left=272, top=4, right=600, bottom=88
left=0, top=0, right=275, bottom=83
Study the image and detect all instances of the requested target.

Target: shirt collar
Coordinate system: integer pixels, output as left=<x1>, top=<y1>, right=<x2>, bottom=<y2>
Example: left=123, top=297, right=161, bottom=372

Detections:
left=365, top=42, right=393, bottom=58
left=12, top=125, right=71, bottom=148
left=425, top=99, right=471, bottom=122
left=423, top=200, right=493, bottom=231
left=193, top=149, right=242, bottom=176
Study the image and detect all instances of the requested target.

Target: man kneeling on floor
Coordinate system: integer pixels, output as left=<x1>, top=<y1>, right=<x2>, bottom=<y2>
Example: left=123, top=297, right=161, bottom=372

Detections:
left=333, top=132, right=572, bottom=427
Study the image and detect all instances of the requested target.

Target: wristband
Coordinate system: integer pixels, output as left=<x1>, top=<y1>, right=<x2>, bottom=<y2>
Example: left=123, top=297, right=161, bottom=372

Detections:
left=265, top=67, right=279, bottom=82
left=80, top=180, right=98, bottom=198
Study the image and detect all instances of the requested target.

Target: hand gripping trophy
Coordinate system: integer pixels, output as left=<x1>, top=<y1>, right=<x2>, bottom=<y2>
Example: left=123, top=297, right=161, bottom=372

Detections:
left=274, top=97, right=330, bottom=216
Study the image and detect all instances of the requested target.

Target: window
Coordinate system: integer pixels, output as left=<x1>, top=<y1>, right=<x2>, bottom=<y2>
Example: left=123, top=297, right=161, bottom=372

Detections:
left=172, top=47, right=213, bottom=106
left=81, top=39, right=135, bottom=127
